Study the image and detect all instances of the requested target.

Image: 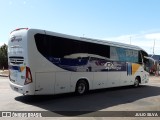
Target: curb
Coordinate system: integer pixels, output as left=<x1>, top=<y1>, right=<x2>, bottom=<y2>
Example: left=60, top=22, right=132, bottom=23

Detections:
left=0, top=74, right=9, bottom=77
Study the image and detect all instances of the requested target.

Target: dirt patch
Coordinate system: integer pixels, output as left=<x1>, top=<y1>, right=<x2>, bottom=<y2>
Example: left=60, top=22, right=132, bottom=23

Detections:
left=0, top=70, right=9, bottom=76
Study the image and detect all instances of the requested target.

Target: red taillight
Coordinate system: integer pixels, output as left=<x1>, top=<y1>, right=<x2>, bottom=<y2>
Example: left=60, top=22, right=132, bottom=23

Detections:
left=24, top=67, right=32, bottom=85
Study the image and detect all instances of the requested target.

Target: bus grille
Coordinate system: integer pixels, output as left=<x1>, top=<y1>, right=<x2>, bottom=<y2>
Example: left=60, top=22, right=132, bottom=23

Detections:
left=9, top=56, right=24, bottom=64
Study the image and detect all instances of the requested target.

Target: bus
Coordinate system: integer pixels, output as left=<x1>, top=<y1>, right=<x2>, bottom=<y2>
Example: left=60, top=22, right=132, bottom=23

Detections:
left=8, top=28, right=150, bottom=95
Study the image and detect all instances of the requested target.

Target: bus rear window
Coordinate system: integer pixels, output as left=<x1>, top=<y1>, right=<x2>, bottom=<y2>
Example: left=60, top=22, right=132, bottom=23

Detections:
left=8, top=46, right=24, bottom=55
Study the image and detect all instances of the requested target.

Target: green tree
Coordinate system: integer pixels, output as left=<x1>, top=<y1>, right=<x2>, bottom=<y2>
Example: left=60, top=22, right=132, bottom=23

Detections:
left=0, top=44, right=8, bottom=69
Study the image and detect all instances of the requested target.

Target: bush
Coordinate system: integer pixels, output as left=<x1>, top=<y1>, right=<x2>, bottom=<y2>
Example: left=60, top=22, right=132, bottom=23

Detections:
left=0, top=44, right=8, bottom=69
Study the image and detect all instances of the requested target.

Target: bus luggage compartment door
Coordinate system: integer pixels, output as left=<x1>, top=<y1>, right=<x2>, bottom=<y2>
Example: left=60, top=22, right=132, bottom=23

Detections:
left=55, top=72, right=71, bottom=94
left=35, top=72, right=55, bottom=95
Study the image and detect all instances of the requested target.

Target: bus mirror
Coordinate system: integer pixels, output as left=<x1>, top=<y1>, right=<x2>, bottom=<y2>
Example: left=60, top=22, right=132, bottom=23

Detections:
left=144, top=56, right=155, bottom=65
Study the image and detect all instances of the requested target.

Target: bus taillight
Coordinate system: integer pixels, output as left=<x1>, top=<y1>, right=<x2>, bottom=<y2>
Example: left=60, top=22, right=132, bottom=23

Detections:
left=24, top=67, right=32, bottom=85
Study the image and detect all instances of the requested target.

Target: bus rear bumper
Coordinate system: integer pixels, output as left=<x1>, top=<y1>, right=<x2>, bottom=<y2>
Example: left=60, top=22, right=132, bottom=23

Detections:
left=9, top=81, right=34, bottom=95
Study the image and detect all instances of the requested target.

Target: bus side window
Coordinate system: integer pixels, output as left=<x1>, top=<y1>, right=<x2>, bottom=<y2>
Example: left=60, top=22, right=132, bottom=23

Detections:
left=138, top=51, right=143, bottom=64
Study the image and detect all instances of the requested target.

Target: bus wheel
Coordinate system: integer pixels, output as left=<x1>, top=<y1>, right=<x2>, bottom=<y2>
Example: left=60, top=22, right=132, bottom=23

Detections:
left=76, top=80, right=88, bottom=95
left=134, top=77, right=139, bottom=87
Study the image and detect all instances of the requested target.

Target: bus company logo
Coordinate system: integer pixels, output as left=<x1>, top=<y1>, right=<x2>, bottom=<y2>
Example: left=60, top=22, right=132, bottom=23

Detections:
left=2, top=112, right=11, bottom=117
left=11, top=35, right=22, bottom=42
left=1, top=112, right=42, bottom=118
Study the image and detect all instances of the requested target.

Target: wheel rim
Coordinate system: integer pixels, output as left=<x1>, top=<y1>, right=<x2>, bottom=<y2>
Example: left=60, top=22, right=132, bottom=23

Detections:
left=78, top=83, right=86, bottom=94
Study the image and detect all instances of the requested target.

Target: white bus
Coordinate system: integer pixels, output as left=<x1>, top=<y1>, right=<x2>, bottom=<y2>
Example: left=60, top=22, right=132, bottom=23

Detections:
left=8, top=28, right=150, bottom=95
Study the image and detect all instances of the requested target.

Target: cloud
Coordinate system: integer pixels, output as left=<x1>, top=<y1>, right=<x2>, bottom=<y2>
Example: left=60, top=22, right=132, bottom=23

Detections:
left=145, top=33, right=160, bottom=39
left=103, top=32, right=160, bottom=55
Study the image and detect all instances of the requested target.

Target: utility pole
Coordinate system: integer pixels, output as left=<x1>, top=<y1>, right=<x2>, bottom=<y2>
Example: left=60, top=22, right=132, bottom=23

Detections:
left=130, top=36, right=131, bottom=45
left=153, top=39, right=155, bottom=55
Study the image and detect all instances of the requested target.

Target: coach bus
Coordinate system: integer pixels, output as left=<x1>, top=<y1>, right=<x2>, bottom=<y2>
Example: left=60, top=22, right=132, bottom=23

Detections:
left=8, top=28, right=150, bottom=95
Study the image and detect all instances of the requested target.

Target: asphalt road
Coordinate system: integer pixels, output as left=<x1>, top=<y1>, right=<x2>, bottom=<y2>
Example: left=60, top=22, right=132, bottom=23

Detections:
left=0, top=76, right=160, bottom=120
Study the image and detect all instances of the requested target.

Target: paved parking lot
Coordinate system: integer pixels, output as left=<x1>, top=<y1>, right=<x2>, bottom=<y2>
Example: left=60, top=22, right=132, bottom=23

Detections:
left=0, top=76, right=160, bottom=120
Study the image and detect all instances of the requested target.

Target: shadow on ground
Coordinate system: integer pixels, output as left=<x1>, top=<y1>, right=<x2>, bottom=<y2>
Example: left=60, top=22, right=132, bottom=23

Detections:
left=15, top=85, right=160, bottom=116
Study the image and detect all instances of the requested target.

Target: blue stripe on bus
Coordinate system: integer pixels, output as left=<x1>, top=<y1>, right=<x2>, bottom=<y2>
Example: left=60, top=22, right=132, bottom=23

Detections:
left=127, top=63, right=132, bottom=76
left=46, top=56, right=128, bottom=72
left=9, top=66, right=21, bottom=72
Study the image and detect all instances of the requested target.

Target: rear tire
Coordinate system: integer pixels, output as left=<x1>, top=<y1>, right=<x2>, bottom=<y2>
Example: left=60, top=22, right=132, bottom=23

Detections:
left=76, top=80, right=88, bottom=95
left=134, top=78, right=139, bottom=87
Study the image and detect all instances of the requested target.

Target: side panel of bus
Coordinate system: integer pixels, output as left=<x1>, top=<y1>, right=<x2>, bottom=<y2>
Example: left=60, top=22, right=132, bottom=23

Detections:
left=28, top=30, right=74, bottom=95
left=31, top=30, right=149, bottom=95
left=35, top=72, right=55, bottom=94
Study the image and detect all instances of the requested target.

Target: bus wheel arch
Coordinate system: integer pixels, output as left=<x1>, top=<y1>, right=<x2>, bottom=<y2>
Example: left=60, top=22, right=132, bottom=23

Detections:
left=75, top=79, right=89, bottom=95
left=134, top=76, right=141, bottom=87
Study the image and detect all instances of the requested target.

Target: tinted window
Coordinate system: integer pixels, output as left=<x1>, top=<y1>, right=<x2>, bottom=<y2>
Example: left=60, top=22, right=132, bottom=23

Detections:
left=35, top=34, right=110, bottom=58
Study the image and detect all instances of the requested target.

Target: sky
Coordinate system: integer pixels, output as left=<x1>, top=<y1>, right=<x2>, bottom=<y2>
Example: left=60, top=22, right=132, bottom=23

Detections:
left=0, top=0, right=160, bottom=54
